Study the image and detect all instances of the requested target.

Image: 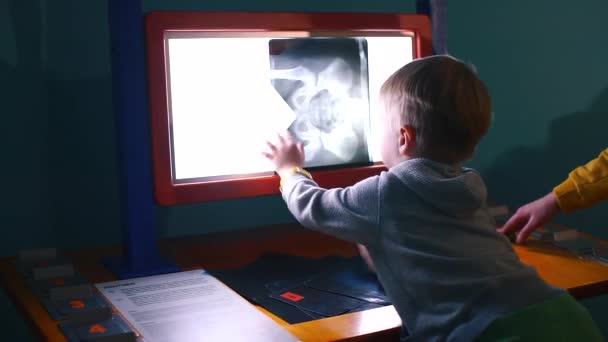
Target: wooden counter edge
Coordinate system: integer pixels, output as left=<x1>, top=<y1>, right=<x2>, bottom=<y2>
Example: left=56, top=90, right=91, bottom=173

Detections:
left=2, top=223, right=608, bottom=341
left=0, top=258, right=66, bottom=341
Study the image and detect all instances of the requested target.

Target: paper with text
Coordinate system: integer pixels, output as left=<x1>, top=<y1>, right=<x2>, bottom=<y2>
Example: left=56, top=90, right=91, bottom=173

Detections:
left=96, top=270, right=298, bottom=342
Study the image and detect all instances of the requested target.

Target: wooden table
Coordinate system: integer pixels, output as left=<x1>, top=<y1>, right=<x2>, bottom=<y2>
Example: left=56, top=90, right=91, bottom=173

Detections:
left=2, top=224, right=608, bottom=342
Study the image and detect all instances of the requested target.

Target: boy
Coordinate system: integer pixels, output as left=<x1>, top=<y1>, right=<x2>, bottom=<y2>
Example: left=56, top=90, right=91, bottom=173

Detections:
left=263, top=55, right=602, bottom=341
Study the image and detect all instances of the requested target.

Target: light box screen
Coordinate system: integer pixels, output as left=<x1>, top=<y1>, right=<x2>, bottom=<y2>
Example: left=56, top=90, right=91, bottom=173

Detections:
left=166, top=33, right=413, bottom=182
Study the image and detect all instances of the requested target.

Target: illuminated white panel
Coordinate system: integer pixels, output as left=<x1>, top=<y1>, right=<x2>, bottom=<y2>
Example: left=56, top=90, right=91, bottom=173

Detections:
left=166, top=35, right=413, bottom=180
left=366, top=37, right=413, bottom=162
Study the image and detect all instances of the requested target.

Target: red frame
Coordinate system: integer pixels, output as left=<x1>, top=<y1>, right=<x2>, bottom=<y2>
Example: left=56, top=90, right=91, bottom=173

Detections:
left=146, top=11, right=432, bottom=205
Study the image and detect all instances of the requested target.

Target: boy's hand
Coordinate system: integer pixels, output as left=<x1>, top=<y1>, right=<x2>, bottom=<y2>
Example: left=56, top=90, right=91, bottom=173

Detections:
left=263, top=131, right=305, bottom=177
left=497, top=192, right=561, bottom=244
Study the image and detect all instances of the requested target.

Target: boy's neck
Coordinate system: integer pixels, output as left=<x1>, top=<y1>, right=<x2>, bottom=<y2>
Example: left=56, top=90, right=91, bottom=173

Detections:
left=387, top=155, right=463, bottom=169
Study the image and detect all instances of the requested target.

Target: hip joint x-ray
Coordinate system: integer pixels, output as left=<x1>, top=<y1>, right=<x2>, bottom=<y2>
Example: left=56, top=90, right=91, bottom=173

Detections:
left=269, top=38, right=370, bottom=168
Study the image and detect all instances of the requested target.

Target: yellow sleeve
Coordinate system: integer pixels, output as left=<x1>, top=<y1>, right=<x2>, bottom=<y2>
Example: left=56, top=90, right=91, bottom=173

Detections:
left=553, top=148, right=608, bottom=213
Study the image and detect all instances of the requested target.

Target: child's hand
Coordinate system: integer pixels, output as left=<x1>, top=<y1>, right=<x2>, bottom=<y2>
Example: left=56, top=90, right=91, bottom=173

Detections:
left=263, top=131, right=305, bottom=176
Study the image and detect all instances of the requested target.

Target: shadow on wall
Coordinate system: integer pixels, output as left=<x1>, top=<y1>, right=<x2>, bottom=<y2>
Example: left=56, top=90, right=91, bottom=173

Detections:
left=2, top=0, right=122, bottom=250
left=482, top=86, right=608, bottom=237
left=44, top=1, right=122, bottom=247
left=0, top=0, right=56, bottom=256
left=1, top=3, right=52, bottom=341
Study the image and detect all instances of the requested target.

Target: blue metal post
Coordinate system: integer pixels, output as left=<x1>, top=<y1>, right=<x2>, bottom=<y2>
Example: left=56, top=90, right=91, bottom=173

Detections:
left=104, top=0, right=179, bottom=279
left=416, top=0, right=448, bottom=55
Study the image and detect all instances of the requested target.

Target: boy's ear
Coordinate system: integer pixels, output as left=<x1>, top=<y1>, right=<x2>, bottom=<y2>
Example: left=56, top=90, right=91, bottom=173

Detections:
left=398, top=125, right=416, bottom=155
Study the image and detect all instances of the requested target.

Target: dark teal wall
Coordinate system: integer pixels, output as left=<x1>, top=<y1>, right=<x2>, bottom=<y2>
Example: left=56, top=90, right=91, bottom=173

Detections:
left=143, top=0, right=415, bottom=12
left=1, top=1, right=54, bottom=256
left=451, top=1, right=608, bottom=337
left=451, top=1, right=608, bottom=240
left=1, top=0, right=607, bottom=341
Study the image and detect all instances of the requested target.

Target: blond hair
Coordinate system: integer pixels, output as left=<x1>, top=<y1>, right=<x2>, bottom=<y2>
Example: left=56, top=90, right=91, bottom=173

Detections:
left=380, top=55, right=492, bottom=163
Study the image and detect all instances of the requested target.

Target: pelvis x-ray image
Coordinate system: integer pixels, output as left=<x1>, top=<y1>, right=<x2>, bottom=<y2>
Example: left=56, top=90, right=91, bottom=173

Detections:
left=269, top=38, right=371, bottom=167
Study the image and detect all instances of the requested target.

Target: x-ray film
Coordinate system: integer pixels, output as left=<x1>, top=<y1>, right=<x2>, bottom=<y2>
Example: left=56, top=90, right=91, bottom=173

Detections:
left=269, top=38, right=371, bottom=168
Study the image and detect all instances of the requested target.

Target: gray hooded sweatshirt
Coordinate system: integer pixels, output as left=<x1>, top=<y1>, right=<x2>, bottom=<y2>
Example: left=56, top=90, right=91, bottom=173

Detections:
left=281, top=158, right=564, bottom=341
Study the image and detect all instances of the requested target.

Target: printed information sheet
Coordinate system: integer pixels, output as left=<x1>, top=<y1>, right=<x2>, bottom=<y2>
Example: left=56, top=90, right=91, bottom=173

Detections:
left=96, top=270, right=298, bottom=342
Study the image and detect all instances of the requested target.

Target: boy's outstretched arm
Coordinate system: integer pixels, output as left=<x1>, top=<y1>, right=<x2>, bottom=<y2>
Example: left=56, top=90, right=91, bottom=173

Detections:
left=281, top=174, right=380, bottom=244
left=264, top=132, right=380, bottom=245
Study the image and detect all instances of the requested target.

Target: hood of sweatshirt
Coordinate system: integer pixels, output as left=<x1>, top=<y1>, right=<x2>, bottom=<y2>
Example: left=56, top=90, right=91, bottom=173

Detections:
left=388, top=158, right=487, bottom=216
